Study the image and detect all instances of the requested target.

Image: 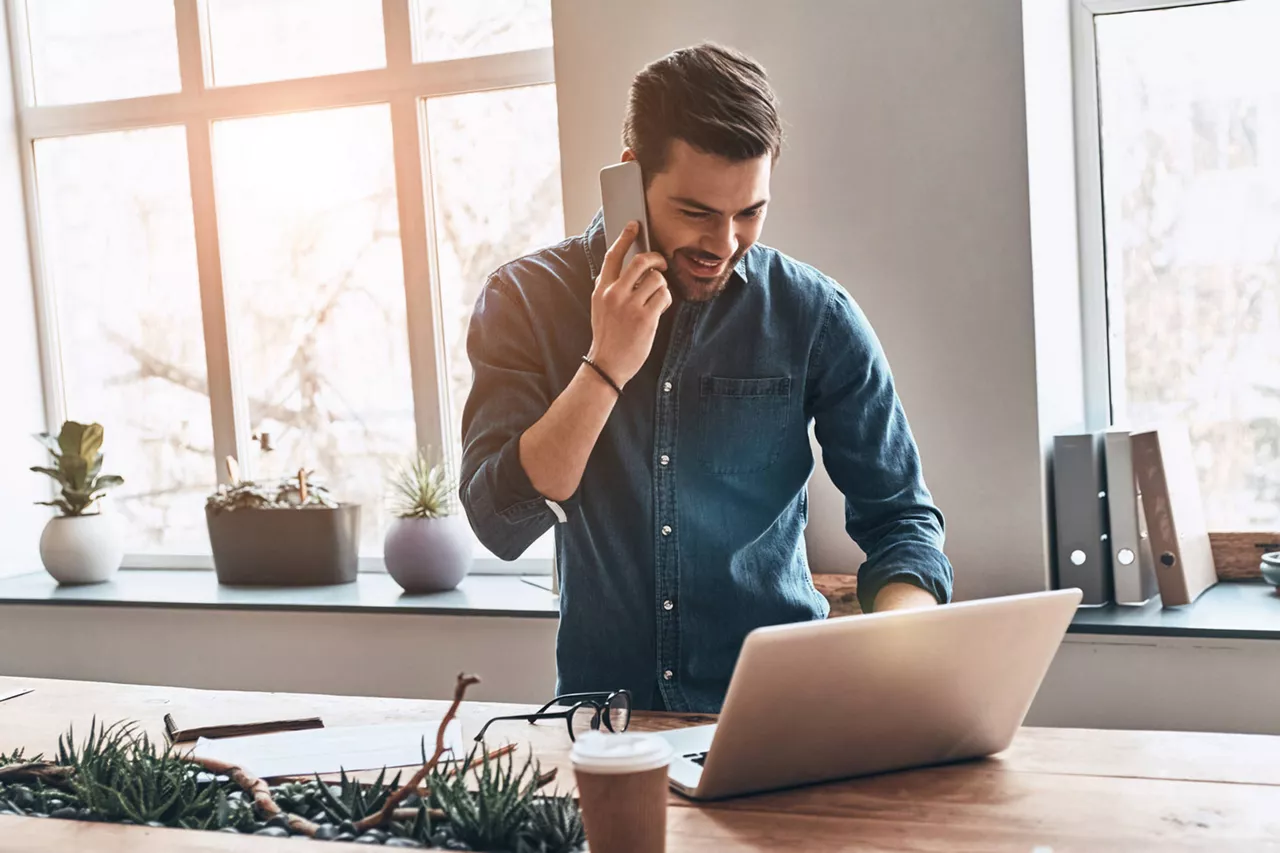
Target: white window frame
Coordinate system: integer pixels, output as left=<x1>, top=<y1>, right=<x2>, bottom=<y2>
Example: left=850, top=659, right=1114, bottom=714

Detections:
left=4, top=0, right=556, bottom=574
left=1069, top=0, right=1244, bottom=432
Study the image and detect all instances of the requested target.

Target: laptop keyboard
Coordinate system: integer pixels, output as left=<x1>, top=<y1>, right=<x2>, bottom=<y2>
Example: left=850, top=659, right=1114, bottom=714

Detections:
left=683, top=751, right=707, bottom=767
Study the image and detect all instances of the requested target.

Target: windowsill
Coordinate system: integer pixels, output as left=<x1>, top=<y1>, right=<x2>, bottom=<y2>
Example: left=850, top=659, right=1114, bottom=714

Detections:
left=0, top=569, right=559, bottom=619
left=1068, top=579, right=1280, bottom=641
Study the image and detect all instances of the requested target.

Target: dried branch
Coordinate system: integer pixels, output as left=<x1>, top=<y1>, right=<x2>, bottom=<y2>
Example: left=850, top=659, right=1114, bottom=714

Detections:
left=0, top=761, right=74, bottom=787
left=188, top=755, right=320, bottom=837
left=353, top=672, right=480, bottom=833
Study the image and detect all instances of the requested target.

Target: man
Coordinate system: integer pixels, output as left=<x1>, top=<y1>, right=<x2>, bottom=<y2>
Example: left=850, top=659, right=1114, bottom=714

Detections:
left=460, top=43, right=953, bottom=713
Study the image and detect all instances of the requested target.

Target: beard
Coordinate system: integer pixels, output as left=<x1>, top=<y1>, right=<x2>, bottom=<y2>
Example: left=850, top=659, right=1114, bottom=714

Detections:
left=652, top=241, right=748, bottom=303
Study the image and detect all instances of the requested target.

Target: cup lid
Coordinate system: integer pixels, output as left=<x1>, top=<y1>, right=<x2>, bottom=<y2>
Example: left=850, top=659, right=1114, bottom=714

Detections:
left=570, top=731, right=673, bottom=774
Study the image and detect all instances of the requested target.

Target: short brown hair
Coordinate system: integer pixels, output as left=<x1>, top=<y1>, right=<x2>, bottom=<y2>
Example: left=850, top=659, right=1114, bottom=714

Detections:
left=622, top=42, right=783, bottom=180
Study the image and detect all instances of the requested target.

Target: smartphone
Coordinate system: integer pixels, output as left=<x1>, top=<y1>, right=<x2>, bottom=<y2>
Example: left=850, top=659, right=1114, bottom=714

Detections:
left=599, top=160, right=651, bottom=272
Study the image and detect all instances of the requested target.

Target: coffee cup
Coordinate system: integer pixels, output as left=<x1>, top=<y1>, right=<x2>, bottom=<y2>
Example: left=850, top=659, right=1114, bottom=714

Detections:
left=570, top=731, right=673, bottom=853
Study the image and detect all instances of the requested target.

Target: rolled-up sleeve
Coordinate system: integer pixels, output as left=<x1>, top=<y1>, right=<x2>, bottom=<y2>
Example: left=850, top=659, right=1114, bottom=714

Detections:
left=806, top=284, right=954, bottom=613
left=459, top=274, right=576, bottom=560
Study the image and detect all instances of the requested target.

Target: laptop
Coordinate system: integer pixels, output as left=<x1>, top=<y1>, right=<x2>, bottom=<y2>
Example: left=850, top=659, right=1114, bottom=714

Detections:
left=657, top=587, right=1082, bottom=800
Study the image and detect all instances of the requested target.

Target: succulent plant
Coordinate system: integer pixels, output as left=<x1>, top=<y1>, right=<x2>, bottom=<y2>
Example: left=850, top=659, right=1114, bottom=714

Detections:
left=1, top=712, right=587, bottom=850
left=31, top=421, right=124, bottom=516
left=206, top=462, right=338, bottom=514
left=429, top=746, right=543, bottom=851
left=390, top=449, right=457, bottom=520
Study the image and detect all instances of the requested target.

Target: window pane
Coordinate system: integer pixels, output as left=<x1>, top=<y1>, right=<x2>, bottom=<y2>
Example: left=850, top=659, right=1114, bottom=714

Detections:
left=1097, top=1, right=1280, bottom=529
left=205, top=0, right=386, bottom=87
left=213, top=106, right=414, bottom=553
left=25, top=0, right=180, bottom=105
left=426, top=85, right=562, bottom=560
left=425, top=85, right=563, bottom=459
left=412, top=0, right=552, bottom=63
left=34, top=127, right=213, bottom=553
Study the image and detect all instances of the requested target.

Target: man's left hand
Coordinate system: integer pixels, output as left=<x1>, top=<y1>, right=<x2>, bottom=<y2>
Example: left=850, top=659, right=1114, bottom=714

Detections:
left=872, top=582, right=938, bottom=612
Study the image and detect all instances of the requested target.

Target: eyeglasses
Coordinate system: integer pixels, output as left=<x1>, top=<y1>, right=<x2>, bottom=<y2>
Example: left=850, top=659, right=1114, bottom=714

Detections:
left=473, top=690, right=632, bottom=743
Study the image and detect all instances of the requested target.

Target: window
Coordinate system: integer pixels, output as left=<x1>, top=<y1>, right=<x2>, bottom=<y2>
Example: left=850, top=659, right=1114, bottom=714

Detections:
left=10, top=0, right=562, bottom=567
left=1078, top=0, right=1280, bottom=529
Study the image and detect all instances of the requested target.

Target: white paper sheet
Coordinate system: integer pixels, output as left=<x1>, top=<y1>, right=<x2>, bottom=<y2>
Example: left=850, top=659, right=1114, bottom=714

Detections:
left=0, top=688, right=33, bottom=703
left=191, top=720, right=467, bottom=779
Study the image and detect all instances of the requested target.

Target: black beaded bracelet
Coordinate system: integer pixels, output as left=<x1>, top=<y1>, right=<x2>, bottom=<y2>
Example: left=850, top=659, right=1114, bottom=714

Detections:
left=581, top=356, right=623, bottom=396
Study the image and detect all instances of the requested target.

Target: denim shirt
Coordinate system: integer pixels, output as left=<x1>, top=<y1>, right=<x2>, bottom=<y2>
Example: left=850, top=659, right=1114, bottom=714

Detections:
left=460, top=212, right=953, bottom=713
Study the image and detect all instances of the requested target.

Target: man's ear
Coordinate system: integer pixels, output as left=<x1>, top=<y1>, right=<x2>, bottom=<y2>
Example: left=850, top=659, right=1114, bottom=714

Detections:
left=620, top=148, right=637, bottom=163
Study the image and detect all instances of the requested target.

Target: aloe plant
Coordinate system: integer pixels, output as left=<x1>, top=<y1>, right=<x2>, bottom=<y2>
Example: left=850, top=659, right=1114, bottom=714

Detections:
left=0, top=718, right=588, bottom=849
left=31, top=421, right=124, bottom=516
left=429, top=746, right=543, bottom=851
left=390, top=449, right=456, bottom=519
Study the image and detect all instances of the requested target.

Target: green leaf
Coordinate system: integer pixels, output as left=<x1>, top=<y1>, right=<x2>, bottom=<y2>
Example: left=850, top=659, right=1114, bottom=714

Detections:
left=88, top=453, right=104, bottom=481
left=92, top=475, right=125, bottom=491
left=30, top=466, right=70, bottom=486
left=36, top=499, right=76, bottom=515
left=61, top=456, right=90, bottom=492
left=58, top=421, right=104, bottom=463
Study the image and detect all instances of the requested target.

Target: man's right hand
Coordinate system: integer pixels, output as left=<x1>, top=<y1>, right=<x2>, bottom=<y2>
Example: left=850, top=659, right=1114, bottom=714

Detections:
left=585, top=221, right=673, bottom=389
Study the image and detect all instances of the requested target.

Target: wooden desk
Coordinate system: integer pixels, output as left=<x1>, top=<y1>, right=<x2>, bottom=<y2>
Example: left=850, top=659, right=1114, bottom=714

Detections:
left=2, top=677, right=1278, bottom=851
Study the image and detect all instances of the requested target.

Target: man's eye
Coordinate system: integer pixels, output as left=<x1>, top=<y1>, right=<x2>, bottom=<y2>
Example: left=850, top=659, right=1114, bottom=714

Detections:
left=682, top=210, right=711, bottom=220
left=740, top=208, right=764, bottom=219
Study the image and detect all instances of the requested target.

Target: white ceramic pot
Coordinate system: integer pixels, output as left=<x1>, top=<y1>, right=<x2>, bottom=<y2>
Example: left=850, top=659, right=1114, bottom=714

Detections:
left=384, top=514, right=474, bottom=593
left=38, top=512, right=124, bottom=585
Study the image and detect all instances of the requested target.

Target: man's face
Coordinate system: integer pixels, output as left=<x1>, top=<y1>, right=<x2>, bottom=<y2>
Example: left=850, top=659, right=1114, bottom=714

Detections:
left=631, top=139, right=771, bottom=303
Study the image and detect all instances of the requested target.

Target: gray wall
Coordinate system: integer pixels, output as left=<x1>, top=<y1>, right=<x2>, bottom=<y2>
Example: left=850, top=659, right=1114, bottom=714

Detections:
left=551, top=0, right=1049, bottom=600
left=0, top=5, right=54, bottom=580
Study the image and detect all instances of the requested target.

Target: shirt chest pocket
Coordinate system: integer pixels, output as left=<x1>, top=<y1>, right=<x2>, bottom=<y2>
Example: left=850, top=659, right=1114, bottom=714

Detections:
left=695, top=376, right=793, bottom=474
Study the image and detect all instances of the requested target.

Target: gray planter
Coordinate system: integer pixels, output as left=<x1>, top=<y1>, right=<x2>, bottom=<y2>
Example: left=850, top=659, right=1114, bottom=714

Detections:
left=206, top=504, right=360, bottom=586
left=383, top=514, right=473, bottom=593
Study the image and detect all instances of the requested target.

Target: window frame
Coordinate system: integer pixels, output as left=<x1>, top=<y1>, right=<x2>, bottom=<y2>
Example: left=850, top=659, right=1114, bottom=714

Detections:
left=1070, top=0, right=1245, bottom=432
left=4, top=0, right=557, bottom=574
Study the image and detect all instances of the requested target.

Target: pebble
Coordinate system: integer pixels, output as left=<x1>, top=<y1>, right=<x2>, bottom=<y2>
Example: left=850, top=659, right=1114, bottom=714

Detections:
left=338, top=820, right=358, bottom=835
left=254, top=826, right=290, bottom=838
left=385, top=840, right=425, bottom=849
left=353, top=835, right=382, bottom=845
left=334, top=833, right=356, bottom=842
left=363, top=829, right=388, bottom=842
left=49, top=808, right=78, bottom=820
left=267, top=815, right=291, bottom=829
left=314, top=824, right=342, bottom=840
left=146, top=821, right=167, bottom=828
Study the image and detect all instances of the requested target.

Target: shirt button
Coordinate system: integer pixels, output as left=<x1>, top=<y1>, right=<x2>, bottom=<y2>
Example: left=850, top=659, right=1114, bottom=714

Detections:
left=661, top=525, right=672, bottom=536
left=660, top=454, right=670, bottom=466
left=663, top=600, right=674, bottom=611
left=663, top=670, right=673, bottom=680
left=663, top=381, right=673, bottom=393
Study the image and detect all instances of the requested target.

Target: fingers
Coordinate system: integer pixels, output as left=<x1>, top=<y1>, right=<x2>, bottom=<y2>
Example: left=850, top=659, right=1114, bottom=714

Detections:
left=647, top=281, right=674, bottom=315
left=608, top=251, right=667, bottom=297
left=633, top=267, right=668, bottom=304
left=598, top=221, right=640, bottom=290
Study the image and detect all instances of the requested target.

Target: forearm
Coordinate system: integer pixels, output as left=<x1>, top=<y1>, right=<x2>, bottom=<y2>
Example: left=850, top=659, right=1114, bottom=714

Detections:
left=518, top=365, right=620, bottom=502
left=871, top=582, right=938, bottom=613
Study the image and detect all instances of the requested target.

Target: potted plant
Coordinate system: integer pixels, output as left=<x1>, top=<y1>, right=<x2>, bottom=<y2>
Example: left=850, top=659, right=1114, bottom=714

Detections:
left=383, top=450, right=473, bottom=593
left=205, top=458, right=360, bottom=586
left=31, top=421, right=125, bottom=585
